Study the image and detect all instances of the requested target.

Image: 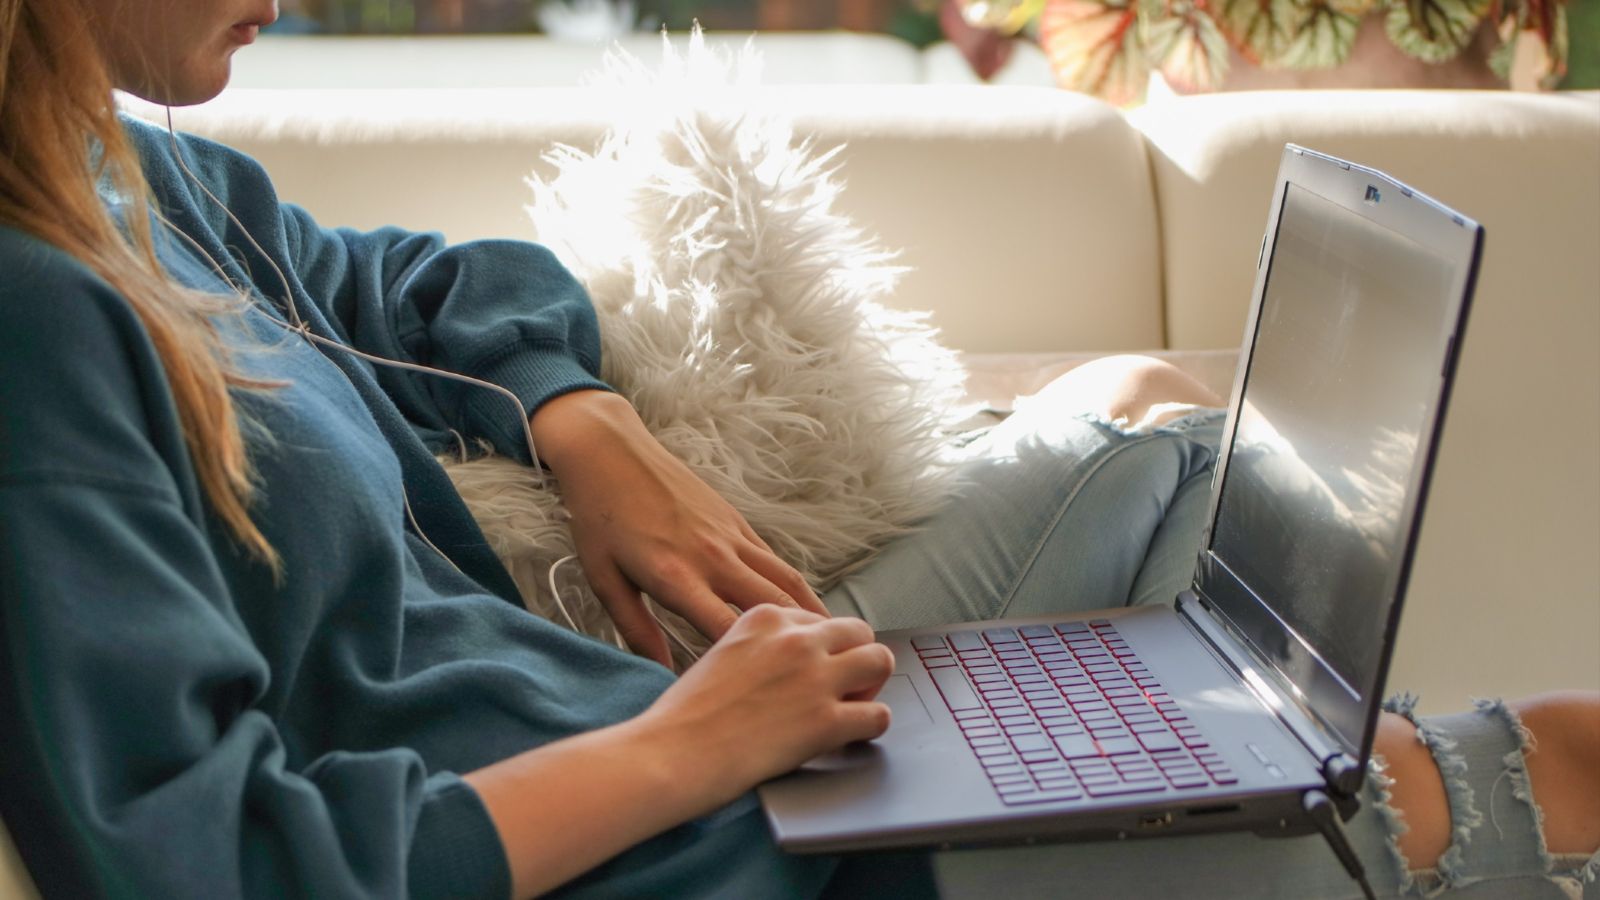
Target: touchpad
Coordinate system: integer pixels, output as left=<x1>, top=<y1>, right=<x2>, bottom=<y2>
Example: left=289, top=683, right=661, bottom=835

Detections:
left=880, top=674, right=934, bottom=730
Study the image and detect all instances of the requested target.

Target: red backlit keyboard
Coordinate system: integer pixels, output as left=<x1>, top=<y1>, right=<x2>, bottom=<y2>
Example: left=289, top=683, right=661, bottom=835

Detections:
left=914, top=619, right=1238, bottom=806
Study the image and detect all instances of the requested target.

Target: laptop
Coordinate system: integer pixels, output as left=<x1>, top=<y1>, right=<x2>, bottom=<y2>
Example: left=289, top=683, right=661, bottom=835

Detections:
left=758, top=145, right=1484, bottom=857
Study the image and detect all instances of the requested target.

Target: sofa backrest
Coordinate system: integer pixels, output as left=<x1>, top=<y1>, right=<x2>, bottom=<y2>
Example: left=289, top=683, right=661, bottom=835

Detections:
left=136, top=84, right=1169, bottom=354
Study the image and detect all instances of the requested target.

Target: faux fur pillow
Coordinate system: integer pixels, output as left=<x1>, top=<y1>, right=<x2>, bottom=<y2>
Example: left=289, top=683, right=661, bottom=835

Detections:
left=442, top=33, right=967, bottom=660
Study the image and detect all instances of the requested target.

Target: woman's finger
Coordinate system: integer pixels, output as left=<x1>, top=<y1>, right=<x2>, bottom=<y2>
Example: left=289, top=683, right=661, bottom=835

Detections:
left=656, top=584, right=743, bottom=642
left=712, top=556, right=804, bottom=614
left=832, top=699, right=893, bottom=745
left=587, top=563, right=673, bottom=667
left=830, top=643, right=894, bottom=701
left=808, top=615, right=877, bottom=655
left=737, top=544, right=829, bottom=618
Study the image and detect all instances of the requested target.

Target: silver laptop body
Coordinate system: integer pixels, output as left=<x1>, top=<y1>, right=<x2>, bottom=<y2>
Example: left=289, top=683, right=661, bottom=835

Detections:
left=759, top=145, right=1484, bottom=853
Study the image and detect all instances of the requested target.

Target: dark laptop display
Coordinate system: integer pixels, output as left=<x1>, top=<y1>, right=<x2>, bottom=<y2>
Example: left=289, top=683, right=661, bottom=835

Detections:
left=1197, top=165, right=1480, bottom=764
left=1212, top=182, right=1458, bottom=695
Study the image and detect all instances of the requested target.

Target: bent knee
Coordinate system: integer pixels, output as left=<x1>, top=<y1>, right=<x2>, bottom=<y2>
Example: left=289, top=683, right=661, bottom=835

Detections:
left=1036, top=355, right=1224, bottom=425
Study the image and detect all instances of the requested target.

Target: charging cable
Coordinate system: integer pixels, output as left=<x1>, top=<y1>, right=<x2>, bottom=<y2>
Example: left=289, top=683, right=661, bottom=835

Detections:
left=1304, top=789, right=1376, bottom=900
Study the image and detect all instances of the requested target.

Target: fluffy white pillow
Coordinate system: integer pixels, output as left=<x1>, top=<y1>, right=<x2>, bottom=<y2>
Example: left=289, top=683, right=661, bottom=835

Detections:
left=442, top=33, right=967, bottom=660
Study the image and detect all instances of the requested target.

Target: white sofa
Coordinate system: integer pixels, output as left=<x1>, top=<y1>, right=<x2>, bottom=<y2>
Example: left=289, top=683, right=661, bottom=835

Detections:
left=5, top=31, right=1597, bottom=898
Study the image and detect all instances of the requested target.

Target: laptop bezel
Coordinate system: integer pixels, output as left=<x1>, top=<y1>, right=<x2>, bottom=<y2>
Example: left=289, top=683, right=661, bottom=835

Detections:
left=1191, top=145, right=1484, bottom=771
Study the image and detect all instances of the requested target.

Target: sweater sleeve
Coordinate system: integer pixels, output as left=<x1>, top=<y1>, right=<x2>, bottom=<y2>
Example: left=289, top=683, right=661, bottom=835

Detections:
left=0, top=243, right=511, bottom=899
left=278, top=206, right=613, bottom=463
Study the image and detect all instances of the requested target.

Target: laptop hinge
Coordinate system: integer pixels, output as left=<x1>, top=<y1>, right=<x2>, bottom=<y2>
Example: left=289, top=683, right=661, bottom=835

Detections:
left=1175, top=590, right=1364, bottom=801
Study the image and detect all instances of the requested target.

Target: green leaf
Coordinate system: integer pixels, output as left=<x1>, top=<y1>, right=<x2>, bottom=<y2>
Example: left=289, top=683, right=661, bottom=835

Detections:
left=1214, top=0, right=1314, bottom=64
left=1039, top=0, right=1152, bottom=104
left=1145, top=6, right=1233, bottom=90
left=1278, top=1, right=1363, bottom=67
left=1384, top=0, right=1493, bottom=63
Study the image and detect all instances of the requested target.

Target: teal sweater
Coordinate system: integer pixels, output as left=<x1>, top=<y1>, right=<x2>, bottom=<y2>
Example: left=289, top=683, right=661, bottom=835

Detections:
left=0, top=118, right=830, bottom=899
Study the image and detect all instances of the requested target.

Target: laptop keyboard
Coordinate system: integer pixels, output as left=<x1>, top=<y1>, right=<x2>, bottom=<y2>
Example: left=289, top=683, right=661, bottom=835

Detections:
left=913, top=619, right=1238, bottom=806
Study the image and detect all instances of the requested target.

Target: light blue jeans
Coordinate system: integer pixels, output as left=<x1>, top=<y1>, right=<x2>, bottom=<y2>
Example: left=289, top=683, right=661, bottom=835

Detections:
left=821, top=404, right=1600, bottom=899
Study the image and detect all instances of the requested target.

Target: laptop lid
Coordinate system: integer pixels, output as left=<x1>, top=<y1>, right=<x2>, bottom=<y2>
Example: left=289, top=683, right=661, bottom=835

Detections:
left=1192, top=145, right=1483, bottom=773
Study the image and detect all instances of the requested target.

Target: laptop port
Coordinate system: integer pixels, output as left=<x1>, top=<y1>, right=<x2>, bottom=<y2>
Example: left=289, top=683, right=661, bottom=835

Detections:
left=1137, top=812, right=1173, bottom=829
left=1186, top=803, right=1242, bottom=817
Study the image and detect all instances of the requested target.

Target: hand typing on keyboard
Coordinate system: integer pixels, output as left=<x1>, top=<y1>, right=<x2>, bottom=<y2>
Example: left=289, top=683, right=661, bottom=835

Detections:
left=634, top=606, right=896, bottom=811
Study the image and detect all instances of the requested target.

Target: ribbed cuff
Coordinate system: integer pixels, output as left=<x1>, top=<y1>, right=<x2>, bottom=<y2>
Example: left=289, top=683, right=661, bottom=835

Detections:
left=408, top=773, right=511, bottom=900
left=465, top=342, right=612, bottom=465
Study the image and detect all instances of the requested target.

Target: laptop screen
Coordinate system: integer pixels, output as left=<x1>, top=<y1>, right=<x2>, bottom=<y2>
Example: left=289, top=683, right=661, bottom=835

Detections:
left=1208, top=182, right=1459, bottom=698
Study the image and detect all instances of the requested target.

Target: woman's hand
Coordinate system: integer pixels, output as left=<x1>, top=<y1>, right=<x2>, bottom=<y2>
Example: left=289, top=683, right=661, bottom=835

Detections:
left=530, top=390, right=829, bottom=665
left=465, top=606, right=892, bottom=898
left=635, top=605, right=895, bottom=803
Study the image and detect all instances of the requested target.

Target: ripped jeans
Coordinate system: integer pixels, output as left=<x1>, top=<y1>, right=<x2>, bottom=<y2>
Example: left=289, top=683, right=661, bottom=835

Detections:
left=823, top=404, right=1600, bottom=899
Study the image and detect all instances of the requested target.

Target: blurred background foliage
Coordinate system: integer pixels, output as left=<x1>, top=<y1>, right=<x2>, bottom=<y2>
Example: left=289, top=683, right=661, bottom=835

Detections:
left=273, top=0, right=1595, bottom=90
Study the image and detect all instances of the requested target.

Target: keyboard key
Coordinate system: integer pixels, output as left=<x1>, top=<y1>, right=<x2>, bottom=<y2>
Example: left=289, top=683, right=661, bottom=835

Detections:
left=1020, top=750, right=1059, bottom=764
left=1002, top=788, right=1082, bottom=805
left=1045, top=723, right=1084, bottom=737
left=990, top=771, right=1031, bottom=785
left=1027, top=761, right=1069, bottom=776
left=998, top=714, right=1033, bottom=728
left=990, top=697, right=1024, bottom=710
left=1055, top=735, right=1102, bottom=759
left=952, top=708, right=990, bottom=721
left=1056, top=623, right=1091, bottom=635
left=962, top=726, right=1001, bottom=739
left=975, top=745, right=1014, bottom=759
left=930, top=667, right=981, bottom=711
left=922, top=658, right=958, bottom=669
left=983, top=627, right=1021, bottom=645
left=1209, top=769, right=1239, bottom=785
left=985, top=762, right=1025, bottom=776
left=1119, top=769, right=1163, bottom=782
left=1079, top=710, right=1116, bottom=722
left=1075, top=772, right=1120, bottom=787
left=1037, top=776, right=1078, bottom=791
left=972, top=672, right=1008, bottom=685
left=968, top=736, right=1006, bottom=748
left=1084, top=780, right=1165, bottom=798
left=995, top=781, right=1036, bottom=795
left=911, top=635, right=947, bottom=651
left=950, top=632, right=985, bottom=652
left=1168, top=773, right=1209, bottom=789
left=1030, top=698, right=1067, bottom=711
left=1129, top=720, right=1168, bottom=734
left=1020, top=625, right=1055, bottom=639
left=1137, top=731, right=1185, bottom=753
left=1097, top=737, right=1141, bottom=755
left=1011, top=734, right=1052, bottom=754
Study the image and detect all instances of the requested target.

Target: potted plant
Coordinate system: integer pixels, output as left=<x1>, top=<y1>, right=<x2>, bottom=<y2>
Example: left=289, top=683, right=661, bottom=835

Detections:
left=939, top=0, right=1571, bottom=104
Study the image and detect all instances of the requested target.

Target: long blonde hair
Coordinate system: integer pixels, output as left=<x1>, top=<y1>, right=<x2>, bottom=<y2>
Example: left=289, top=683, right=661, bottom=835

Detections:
left=0, top=0, right=280, bottom=571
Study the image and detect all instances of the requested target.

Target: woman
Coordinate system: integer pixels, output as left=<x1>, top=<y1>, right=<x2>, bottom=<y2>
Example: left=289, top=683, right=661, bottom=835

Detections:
left=0, top=0, right=1594, bottom=897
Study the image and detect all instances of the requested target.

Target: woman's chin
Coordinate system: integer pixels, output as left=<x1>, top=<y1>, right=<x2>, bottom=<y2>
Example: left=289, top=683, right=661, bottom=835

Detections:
left=123, top=62, right=233, bottom=108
